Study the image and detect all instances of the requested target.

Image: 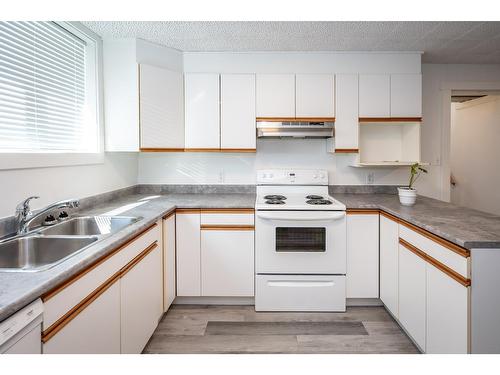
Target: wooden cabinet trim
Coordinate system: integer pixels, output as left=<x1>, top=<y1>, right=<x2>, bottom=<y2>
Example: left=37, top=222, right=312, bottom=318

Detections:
left=42, top=242, right=159, bottom=343
left=163, top=210, right=176, bottom=220
left=220, top=148, right=256, bottom=153
left=359, top=117, right=422, bottom=123
left=335, top=148, right=359, bottom=153
left=399, top=220, right=470, bottom=258
left=175, top=208, right=201, bottom=214
left=42, top=272, right=121, bottom=343
left=399, top=238, right=471, bottom=287
left=200, top=225, right=255, bottom=231
left=42, top=223, right=159, bottom=302
left=380, top=210, right=400, bottom=222
left=346, top=209, right=379, bottom=215
left=256, top=117, right=335, bottom=122
left=183, top=148, right=221, bottom=152
left=120, top=242, right=158, bottom=277
left=200, top=208, right=254, bottom=214
left=140, top=148, right=185, bottom=152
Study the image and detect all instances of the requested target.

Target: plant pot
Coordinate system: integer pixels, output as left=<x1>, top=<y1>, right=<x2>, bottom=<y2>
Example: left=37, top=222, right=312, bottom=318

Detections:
left=398, top=187, right=417, bottom=206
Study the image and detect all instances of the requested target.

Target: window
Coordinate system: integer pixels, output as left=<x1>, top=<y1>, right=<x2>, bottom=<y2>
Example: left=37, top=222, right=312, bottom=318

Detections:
left=0, top=21, right=100, bottom=166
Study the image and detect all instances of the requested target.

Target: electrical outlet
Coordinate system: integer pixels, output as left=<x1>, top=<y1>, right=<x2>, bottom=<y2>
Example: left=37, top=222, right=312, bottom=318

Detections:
left=366, top=172, right=375, bottom=185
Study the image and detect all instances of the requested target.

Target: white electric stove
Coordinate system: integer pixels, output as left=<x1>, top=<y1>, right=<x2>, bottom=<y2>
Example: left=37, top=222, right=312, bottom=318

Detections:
left=254, top=169, right=347, bottom=312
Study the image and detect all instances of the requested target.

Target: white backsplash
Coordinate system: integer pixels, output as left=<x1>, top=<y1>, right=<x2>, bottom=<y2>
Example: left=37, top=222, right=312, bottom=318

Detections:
left=138, top=139, right=408, bottom=185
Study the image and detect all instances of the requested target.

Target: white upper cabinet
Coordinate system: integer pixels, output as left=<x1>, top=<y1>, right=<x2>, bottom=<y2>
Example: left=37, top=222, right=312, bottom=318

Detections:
left=295, top=74, right=335, bottom=118
left=333, top=74, right=359, bottom=150
left=220, top=74, right=256, bottom=150
left=359, top=75, right=391, bottom=118
left=139, top=64, right=184, bottom=150
left=390, top=74, right=422, bottom=118
left=256, top=74, right=295, bottom=117
left=184, top=73, right=220, bottom=149
left=103, top=39, right=183, bottom=152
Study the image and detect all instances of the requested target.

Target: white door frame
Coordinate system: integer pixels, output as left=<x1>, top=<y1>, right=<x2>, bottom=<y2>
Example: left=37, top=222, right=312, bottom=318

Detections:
left=439, top=81, right=500, bottom=202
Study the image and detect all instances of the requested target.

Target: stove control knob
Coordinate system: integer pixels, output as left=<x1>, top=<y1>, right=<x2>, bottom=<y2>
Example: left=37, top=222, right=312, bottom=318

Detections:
left=313, top=174, right=318, bottom=179
left=269, top=173, right=274, bottom=178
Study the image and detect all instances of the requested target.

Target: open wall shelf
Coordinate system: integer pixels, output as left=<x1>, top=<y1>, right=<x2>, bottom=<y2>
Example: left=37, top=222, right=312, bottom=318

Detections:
left=351, top=121, right=422, bottom=167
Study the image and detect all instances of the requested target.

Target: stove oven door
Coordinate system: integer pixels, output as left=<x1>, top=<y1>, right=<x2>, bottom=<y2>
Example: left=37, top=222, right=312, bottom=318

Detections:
left=255, top=210, right=346, bottom=274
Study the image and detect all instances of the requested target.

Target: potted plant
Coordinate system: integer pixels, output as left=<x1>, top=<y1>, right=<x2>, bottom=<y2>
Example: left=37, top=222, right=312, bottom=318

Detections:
left=398, top=163, right=428, bottom=206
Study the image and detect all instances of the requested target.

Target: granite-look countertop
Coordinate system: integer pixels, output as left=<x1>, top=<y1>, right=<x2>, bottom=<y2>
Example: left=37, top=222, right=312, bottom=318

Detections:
left=0, top=192, right=255, bottom=322
left=334, top=193, right=500, bottom=250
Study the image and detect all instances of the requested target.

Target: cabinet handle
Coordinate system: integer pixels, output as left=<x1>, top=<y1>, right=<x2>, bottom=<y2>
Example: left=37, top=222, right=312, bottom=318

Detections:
left=399, top=238, right=470, bottom=287
left=200, top=225, right=254, bottom=231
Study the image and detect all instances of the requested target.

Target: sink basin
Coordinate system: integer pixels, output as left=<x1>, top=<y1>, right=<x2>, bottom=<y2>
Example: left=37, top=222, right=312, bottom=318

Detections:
left=0, top=235, right=98, bottom=272
left=39, top=216, right=141, bottom=236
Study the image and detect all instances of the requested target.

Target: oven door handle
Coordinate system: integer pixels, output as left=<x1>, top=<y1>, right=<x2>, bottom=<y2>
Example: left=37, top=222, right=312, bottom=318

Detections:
left=256, top=211, right=345, bottom=221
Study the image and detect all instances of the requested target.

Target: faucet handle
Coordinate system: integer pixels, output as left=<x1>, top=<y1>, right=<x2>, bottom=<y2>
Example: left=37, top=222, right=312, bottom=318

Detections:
left=16, top=196, right=40, bottom=214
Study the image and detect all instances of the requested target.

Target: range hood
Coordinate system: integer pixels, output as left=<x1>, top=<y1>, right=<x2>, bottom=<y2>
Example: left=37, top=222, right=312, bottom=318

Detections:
left=256, top=119, right=335, bottom=139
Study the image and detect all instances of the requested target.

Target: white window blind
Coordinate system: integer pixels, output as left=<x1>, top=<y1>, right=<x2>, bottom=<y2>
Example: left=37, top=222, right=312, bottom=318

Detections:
left=0, top=21, right=98, bottom=152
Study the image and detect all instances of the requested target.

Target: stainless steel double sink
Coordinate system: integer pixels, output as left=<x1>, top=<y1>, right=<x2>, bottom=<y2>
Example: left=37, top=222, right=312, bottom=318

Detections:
left=0, top=216, right=141, bottom=272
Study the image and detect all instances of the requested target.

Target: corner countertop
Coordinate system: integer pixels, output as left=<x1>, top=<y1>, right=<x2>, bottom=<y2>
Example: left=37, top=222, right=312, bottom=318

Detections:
left=0, top=192, right=255, bottom=322
left=334, top=193, right=500, bottom=250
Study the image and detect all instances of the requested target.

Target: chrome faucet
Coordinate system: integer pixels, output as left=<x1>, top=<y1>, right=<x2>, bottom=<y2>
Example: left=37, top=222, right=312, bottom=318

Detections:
left=15, top=197, right=80, bottom=235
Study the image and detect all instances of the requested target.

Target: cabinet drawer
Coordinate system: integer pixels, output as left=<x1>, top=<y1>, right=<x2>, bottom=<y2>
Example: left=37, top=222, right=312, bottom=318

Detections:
left=201, top=210, right=254, bottom=226
left=255, top=274, right=346, bottom=312
left=399, top=223, right=469, bottom=278
left=42, top=223, right=160, bottom=330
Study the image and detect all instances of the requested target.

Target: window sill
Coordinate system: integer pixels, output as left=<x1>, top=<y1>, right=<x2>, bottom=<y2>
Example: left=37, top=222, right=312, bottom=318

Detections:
left=0, top=152, right=105, bottom=171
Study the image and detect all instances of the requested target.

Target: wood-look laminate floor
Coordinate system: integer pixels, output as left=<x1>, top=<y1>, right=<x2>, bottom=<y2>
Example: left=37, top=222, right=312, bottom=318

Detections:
left=143, top=305, right=419, bottom=354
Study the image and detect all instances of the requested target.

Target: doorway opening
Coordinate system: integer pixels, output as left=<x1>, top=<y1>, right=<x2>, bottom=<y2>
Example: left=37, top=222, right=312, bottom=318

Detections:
left=449, top=90, right=500, bottom=215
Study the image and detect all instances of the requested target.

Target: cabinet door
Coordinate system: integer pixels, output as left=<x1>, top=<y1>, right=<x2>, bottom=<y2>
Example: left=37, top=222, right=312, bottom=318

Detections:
left=295, top=74, right=335, bottom=117
left=163, top=214, right=176, bottom=311
left=176, top=212, right=201, bottom=296
left=346, top=213, right=379, bottom=298
left=334, top=75, right=359, bottom=150
left=201, top=229, right=254, bottom=296
left=380, top=214, right=399, bottom=317
left=220, top=74, right=256, bottom=150
left=184, top=73, right=220, bottom=149
left=43, top=281, right=121, bottom=354
left=359, top=75, right=390, bottom=117
left=399, top=243, right=426, bottom=351
left=121, top=245, right=163, bottom=354
left=256, top=74, right=295, bottom=117
left=390, top=74, right=422, bottom=117
left=426, top=264, right=468, bottom=353
left=139, top=64, right=184, bottom=149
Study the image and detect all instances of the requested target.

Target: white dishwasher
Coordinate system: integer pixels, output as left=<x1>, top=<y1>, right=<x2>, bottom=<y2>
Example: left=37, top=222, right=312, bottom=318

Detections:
left=0, top=299, right=43, bottom=354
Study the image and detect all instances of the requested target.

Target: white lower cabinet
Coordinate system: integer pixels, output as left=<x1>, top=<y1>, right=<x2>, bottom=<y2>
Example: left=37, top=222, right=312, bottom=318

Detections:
left=346, top=213, right=379, bottom=298
left=163, top=213, right=176, bottom=311
left=379, top=214, right=399, bottom=317
left=201, top=229, right=254, bottom=296
left=398, top=243, right=426, bottom=351
left=120, top=245, right=163, bottom=354
left=426, top=264, right=468, bottom=353
left=43, top=282, right=121, bottom=354
left=176, top=212, right=201, bottom=296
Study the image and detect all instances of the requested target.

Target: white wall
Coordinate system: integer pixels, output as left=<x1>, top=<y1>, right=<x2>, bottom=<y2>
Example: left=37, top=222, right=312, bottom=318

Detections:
left=419, top=64, right=500, bottom=200
left=138, top=139, right=408, bottom=185
left=450, top=96, right=500, bottom=215
left=0, top=153, right=138, bottom=218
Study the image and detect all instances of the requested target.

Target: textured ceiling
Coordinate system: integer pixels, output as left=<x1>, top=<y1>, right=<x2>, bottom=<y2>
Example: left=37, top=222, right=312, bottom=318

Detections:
left=82, top=21, right=500, bottom=64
